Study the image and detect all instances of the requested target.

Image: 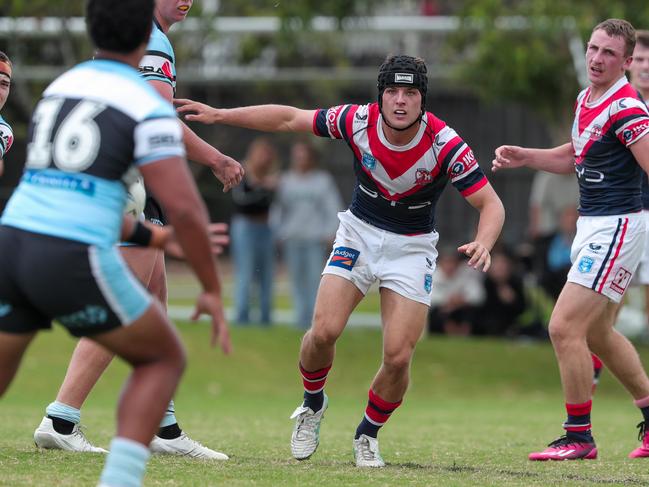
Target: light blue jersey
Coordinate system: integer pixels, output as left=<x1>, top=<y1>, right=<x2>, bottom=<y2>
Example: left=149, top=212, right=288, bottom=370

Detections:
left=0, top=114, right=13, bottom=159
left=139, top=20, right=176, bottom=94
left=1, top=59, right=185, bottom=246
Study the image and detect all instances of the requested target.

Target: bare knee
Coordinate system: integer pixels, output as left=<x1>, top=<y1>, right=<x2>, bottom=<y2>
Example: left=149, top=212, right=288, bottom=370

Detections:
left=548, top=318, right=581, bottom=350
left=306, top=313, right=344, bottom=348
left=382, top=346, right=413, bottom=372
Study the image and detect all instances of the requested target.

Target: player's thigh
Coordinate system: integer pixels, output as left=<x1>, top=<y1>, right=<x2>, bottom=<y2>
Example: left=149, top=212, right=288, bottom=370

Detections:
left=312, top=274, right=364, bottom=337
left=120, top=245, right=159, bottom=288
left=379, top=287, right=428, bottom=361
left=90, top=301, right=185, bottom=368
left=145, top=249, right=167, bottom=305
left=550, top=282, right=611, bottom=339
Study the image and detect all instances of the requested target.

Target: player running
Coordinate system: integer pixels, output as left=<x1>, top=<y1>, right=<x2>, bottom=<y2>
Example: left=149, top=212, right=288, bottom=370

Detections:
left=176, top=54, right=505, bottom=467
left=33, top=0, right=241, bottom=459
left=0, top=1, right=229, bottom=486
left=492, top=19, right=649, bottom=461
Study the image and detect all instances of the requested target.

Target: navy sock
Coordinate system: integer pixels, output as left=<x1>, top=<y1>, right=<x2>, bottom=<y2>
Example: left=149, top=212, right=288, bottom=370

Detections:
left=48, top=415, right=75, bottom=435
left=157, top=423, right=182, bottom=440
left=303, top=390, right=324, bottom=413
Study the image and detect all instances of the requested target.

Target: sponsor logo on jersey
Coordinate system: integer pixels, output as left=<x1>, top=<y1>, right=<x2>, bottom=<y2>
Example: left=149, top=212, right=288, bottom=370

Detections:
left=578, top=256, right=594, bottom=273
left=148, top=134, right=180, bottom=148
left=161, top=61, right=174, bottom=80
left=394, top=73, right=414, bottom=84
left=355, top=112, right=368, bottom=121
left=361, top=152, right=377, bottom=170
left=610, top=267, right=632, bottom=295
left=425, top=257, right=434, bottom=269
left=424, top=273, right=433, bottom=293
left=415, top=168, right=432, bottom=185
left=623, top=122, right=649, bottom=143
left=325, top=106, right=343, bottom=138
left=452, top=150, right=477, bottom=176
left=23, top=170, right=96, bottom=196
left=434, top=134, right=444, bottom=147
left=328, top=246, right=360, bottom=271
left=588, top=243, right=602, bottom=252
left=58, top=305, right=108, bottom=328
left=0, top=301, right=12, bottom=317
left=575, top=165, right=604, bottom=183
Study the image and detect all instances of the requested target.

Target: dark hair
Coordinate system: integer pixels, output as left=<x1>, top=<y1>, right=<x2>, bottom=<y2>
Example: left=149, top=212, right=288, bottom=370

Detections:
left=377, top=55, right=428, bottom=113
left=593, top=18, right=636, bottom=57
left=0, top=50, right=11, bottom=65
left=86, top=0, right=154, bottom=53
left=637, top=30, right=649, bottom=50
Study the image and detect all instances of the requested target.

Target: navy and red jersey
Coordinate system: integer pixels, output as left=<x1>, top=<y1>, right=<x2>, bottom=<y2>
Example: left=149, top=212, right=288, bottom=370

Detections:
left=572, top=76, right=649, bottom=216
left=312, top=102, right=487, bottom=234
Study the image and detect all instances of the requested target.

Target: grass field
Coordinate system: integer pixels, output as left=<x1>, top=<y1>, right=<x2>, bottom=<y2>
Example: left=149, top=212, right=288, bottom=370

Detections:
left=3, top=322, right=649, bottom=486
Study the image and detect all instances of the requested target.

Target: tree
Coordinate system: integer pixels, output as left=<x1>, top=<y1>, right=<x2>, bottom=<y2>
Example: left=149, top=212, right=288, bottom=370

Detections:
left=450, top=0, right=649, bottom=137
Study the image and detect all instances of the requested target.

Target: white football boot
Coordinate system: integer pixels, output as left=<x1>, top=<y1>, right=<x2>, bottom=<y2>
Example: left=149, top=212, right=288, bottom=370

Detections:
left=353, top=434, right=385, bottom=467
left=290, top=394, right=328, bottom=460
left=149, top=433, right=229, bottom=460
left=34, top=416, right=107, bottom=453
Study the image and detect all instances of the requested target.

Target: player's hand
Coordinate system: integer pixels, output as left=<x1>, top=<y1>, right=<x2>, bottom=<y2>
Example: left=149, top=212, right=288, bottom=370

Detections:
left=191, top=290, right=232, bottom=354
left=175, top=98, right=218, bottom=125
left=211, top=155, right=245, bottom=192
left=164, top=223, right=230, bottom=259
left=492, top=145, right=528, bottom=173
left=457, top=241, right=492, bottom=272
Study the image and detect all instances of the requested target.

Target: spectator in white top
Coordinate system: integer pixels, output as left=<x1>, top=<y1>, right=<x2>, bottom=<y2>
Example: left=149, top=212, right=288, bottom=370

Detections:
left=272, top=140, right=343, bottom=328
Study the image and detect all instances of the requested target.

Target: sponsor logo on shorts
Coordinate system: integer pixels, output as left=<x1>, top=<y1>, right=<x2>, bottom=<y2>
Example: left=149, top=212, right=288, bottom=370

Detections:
left=610, top=267, right=632, bottom=295
left=0, top=301, right=12, bottom=317
left=328, top=246, right=360, bottom=271
left=361, top=153, right=377, bottom=170
left=588, top=243, right=602, bottom=253
left=58, top=305, right=108, bottom=328
left=424, top=274, right=433, bottom=293
left=578, top=256, right=595, bottom=273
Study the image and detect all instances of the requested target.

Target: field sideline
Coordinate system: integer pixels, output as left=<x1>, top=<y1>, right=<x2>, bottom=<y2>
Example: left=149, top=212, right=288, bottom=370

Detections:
left=2, top=324, right=649, bottom=486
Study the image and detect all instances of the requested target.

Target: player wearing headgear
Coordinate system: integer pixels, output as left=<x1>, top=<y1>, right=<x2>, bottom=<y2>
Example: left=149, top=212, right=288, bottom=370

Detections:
left=32, top=0, right=235, bottom=460
left=176, top=54, right=505, bottom=467
left=0, top=0, right=230, bottom=485
left=0, top=50, right=14, bottom=177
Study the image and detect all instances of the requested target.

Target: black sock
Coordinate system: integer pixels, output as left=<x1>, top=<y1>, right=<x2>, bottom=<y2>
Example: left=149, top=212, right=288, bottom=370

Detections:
left=157, top=423, right=182, bottom=440
left=566, top=430, right=594, bottom=443
left=639, top=406, right=649, bottom=424
left=303, top=391, right=324, bottom=413
left=355, top=417, right=380, bottom=440
left=48, top=415, right=75, bottom=435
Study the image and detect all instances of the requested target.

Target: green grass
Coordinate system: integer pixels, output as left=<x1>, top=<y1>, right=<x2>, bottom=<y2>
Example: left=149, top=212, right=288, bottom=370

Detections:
left=2, top=325, right=649, bottom=486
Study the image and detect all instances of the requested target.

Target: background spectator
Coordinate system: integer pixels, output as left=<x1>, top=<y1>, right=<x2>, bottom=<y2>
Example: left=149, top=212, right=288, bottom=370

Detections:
left=272, top=141, right=343, bottom=328
left=477, top=245, right=527, bottom=336
left=428, top=247, right=485, bottom=336
left=541, top=205, right=579, bottom=300
left=230, top=137, right=278, bottom=325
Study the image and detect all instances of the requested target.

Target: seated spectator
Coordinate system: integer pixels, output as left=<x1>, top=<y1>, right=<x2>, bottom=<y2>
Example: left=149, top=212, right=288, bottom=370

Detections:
left=476, top=245, right=526, bottom=336
left=428, top=247, right=485, bottom=336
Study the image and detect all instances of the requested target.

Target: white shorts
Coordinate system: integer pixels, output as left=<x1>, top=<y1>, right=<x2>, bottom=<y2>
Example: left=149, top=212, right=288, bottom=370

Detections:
left=568, top=212, right=646, bottom=303
left=322, top=210, right=439, bottom=305
left=633, top=210, right=649, bottom=285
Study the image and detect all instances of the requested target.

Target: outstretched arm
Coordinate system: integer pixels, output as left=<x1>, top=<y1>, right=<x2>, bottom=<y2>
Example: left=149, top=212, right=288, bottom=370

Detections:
left=458, top=183, right=506, bottom=272
left=175, top=98, right=316, bottom=133
left=492, top=142, right=574, bottom=174
left=149, top=80, right=243, bottom=191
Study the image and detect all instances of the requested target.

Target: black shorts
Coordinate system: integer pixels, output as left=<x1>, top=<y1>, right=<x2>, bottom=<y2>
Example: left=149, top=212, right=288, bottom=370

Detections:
left=0, top=226, right=152, bottom=336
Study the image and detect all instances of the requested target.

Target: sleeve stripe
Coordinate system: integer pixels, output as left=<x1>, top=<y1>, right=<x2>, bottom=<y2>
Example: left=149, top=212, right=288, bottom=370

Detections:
left=460, top=177, right=488, bottom=197
left=145, top=50, right=174, bottom=63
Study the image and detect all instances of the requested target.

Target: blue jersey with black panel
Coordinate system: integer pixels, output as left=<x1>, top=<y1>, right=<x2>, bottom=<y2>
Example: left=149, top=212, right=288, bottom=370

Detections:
left=139, top=20, right=176, bottom=94
left=0, top=59, right=184, bottom=246
left=0, top=114, right=13, bottom=159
